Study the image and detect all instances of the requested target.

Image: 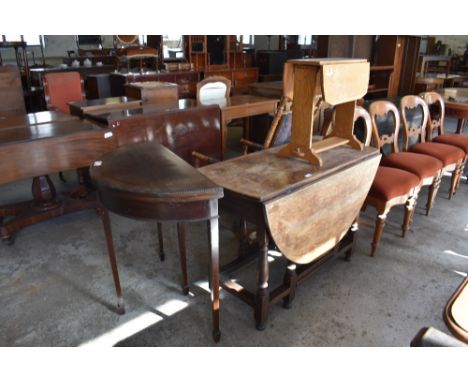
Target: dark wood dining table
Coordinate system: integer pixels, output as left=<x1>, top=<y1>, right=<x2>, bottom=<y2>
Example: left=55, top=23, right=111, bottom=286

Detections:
left=0, top=111, right=116, bottom=243
left=0, top=110, right=77, bottom=129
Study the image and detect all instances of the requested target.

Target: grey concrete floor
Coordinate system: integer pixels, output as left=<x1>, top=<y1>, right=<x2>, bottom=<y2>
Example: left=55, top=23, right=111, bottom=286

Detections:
left=0, top=118, right=466, bottom=347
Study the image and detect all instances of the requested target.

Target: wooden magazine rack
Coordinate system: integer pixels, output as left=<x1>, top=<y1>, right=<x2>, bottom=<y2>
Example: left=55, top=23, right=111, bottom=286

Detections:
left=278, top=58, right=370, bottom=166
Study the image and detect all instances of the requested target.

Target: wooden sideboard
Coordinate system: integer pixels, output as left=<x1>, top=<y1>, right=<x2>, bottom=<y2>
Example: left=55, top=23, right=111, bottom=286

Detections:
left=109, top=71, right=201, bottom=99
left=204, top=67, right=259, bottom=94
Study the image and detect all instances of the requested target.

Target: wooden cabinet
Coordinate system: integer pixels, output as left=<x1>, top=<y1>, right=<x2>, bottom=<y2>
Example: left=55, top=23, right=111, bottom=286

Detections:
left=374, top=35, right=421, bottom=97
left=185, top=35, right=230, bottom=71
left=184, top=35, right=259, bottom=94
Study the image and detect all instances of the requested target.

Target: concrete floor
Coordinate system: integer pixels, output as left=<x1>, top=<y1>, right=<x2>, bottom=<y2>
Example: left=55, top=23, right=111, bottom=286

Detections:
left=0, top=118, right=466, bottom=347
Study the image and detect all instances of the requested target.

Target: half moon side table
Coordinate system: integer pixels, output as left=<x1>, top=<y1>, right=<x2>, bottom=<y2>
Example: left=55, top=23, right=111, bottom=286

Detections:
left=90, top=141, right=224, bottom=342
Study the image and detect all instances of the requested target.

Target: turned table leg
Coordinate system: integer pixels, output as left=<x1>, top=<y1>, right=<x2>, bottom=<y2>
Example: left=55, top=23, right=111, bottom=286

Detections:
left=255, top=225, right=270, bottom=330
left=32, top=175, right=60, bottom=211
left=282, top=261, right=297, bottom=309
left=97, top=207, right=125, bottom=315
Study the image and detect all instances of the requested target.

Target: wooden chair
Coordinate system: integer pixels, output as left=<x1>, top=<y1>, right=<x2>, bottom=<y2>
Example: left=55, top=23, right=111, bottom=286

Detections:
left=400, top=95, right=465, bottom=199
left=240, top=96, right=292, bottom=154
left=43, top=71, right=85, bottom=114
left=357, top=106, right=422, bottom=257
left=0, top=65, right=26, bottom=115
left=370, top=100, right=444, bottom=216
left=196, top=76, right=231, bottom=105
left=420, top=91, right=468, bottom=185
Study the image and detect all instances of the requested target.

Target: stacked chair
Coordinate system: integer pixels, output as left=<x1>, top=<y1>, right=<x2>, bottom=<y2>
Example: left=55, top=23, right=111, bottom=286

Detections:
left=360, top=93, right=465, bottom=257
left=370, top=100, right=444, bottom=217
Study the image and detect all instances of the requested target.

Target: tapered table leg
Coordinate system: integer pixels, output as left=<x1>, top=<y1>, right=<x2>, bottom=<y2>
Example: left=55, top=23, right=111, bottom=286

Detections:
left=157, top=222, right=165, bottom=261
left=177, top=223, right=189, bottom=295
left=97, top=207, right=125, bottom=315
left=208, top=209, right=220, bottom=342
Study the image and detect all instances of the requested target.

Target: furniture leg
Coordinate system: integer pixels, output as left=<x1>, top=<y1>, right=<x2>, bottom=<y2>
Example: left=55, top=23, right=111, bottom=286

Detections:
left=344, top=219, right=359, bottom=261
left=96, top=207, right=125, bottom=314
left=177, top=223, right=189, bottom=295
left=255, top=226, right=270, bottom=330
left=455, top=119, right=465, bottom=134
left=208, top=212, right=221, bottom=343
left=32, top=175, right=60, bottom=211
left=402, top=189, right=419, bottom=238
left=243, top=117, right=251, bottom=140
left=449, top=163, right=463, bottom=199
left=221, top=116, right=228, bottom=160
left=1, top=175, right=98, bottom=243
left=157, top=222, right=165, bottom=261
left=282, top=261, right=297, bottom=309
left=453, top=162, right=464, bottom=195
left=371, top=212, right=387, bottom=257
left=426, top=172, right=442, bottom=216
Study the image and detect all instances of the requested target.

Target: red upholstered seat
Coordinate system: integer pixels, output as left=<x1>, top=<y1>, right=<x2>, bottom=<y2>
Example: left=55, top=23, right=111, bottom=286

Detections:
left=369, top=166, right=420, bottom=201
left=433, top=134, right=468, bottom=155
left=381, top=152, right=443, bottom=180
left=410, top=142, right=465, bottom=166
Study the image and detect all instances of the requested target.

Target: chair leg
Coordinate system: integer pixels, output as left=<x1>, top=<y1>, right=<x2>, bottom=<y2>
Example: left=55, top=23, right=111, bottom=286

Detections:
left=449, top=163, right=463, bottom=199
left=426, top=172, right=442, bottom=216
left=402, top=188, right=419, bottom=238
left=371, top=212, right=387, bottom=257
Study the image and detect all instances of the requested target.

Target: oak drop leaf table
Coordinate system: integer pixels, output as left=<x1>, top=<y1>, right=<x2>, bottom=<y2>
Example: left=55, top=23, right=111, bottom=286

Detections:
left=199, top=144, right=381, bottom=330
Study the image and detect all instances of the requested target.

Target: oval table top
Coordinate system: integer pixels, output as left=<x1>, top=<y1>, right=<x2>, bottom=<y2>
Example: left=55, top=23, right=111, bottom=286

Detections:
left=90, top=141, right=223, bottom=202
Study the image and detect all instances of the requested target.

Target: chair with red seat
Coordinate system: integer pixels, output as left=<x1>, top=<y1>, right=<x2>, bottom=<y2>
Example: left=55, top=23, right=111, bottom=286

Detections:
left=43, top=72, right=86, bottom=184
left=370, top=100, right=444, bottom=216
left=400, top=95, right=465, bottom=199
left=43, top=71, right=85, bottom=114
left=420, top=91, right=468, bottom=185
left=356, top=106, right=422, bottom=257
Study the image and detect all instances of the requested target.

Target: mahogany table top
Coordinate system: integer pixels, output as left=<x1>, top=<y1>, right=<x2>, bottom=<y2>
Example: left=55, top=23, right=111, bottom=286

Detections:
left=0, top=110, right=77, bottom=129
left=91, top=141, right=223, bottom=202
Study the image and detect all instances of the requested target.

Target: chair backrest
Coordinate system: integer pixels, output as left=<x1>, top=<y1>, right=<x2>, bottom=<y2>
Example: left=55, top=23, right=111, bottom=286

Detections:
left=0, top=65, right=26, bottom=115
left=43, top=71, right=84, bottom=114
left=400, top=95, right=430, bottom=151
left=263, top=97, right=293, bottom=149
left=196, top=76, right=231, bottom=104
left=369, top=100, right=401, bottom=154
left=419, top=91, right=446, bottom=140
left=353, top=106, right=372, bottom=147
